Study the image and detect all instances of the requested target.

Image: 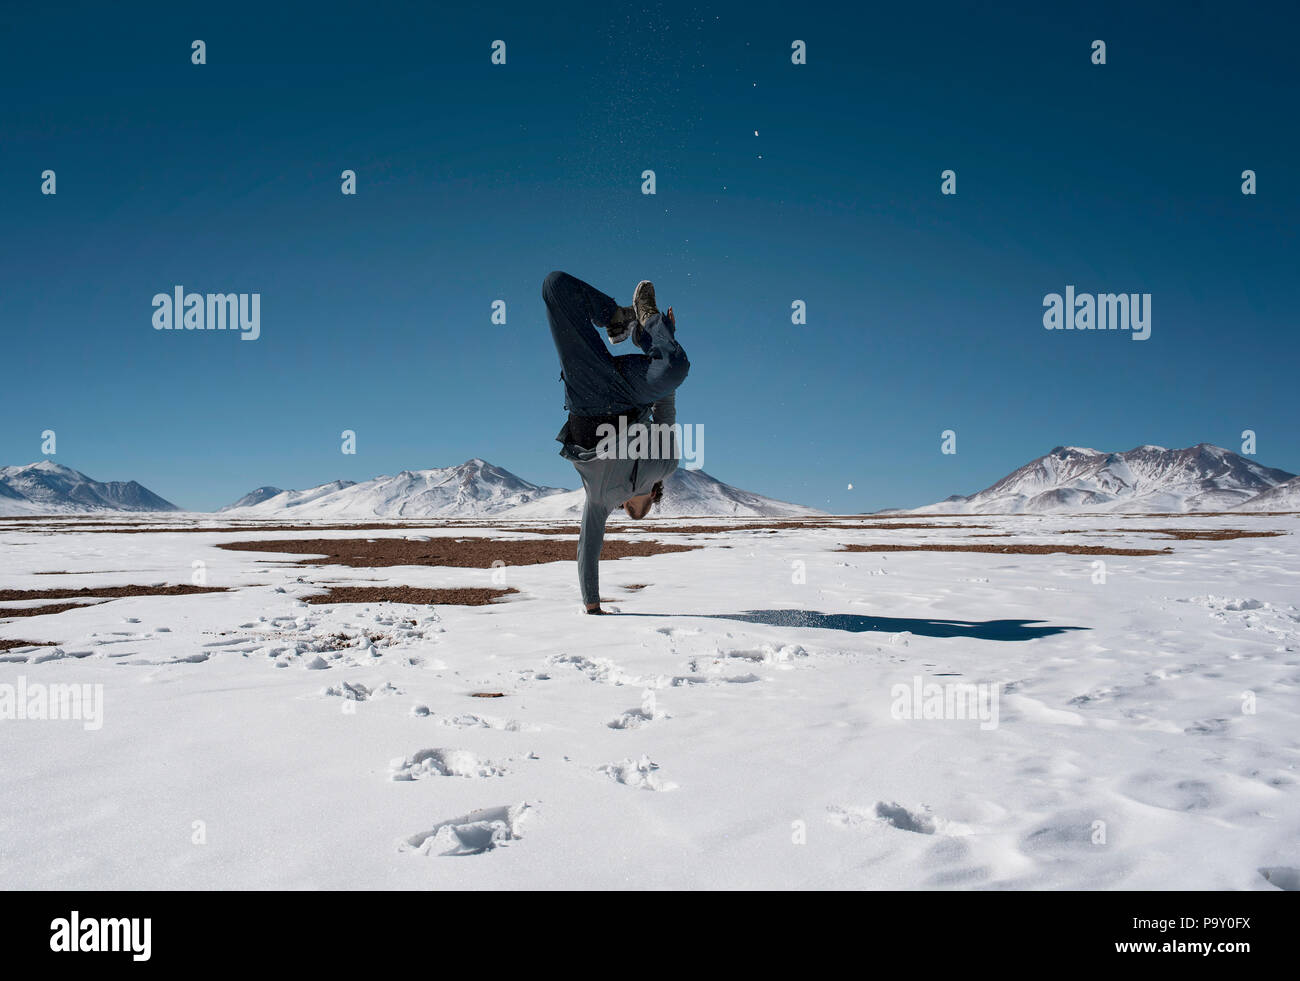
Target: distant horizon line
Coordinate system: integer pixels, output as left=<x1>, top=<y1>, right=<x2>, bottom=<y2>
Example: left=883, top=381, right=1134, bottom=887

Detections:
left=3, top=439, right=1297, bottom=516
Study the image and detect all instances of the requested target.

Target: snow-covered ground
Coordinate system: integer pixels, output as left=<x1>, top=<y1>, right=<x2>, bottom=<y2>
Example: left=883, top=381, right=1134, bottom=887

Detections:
left=1, top=513, right=1298, bottom=889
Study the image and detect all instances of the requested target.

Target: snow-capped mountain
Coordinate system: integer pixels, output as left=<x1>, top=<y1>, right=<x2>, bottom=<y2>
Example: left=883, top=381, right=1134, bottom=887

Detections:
left=220, top=486, right=289, bottom=511
left=506, top=467, right=823, bottom=519
left=1234, top=475, right=1300, bottom=512
left=217, top=479, right=358, bottom=514
left=219, top=459, right=567, bottom=518
left=911, top=444, right=1295, bottom=514
left=222, top=460, right=820, bottom=519
left=656, top=468, right=823, bottom=518
left=0, top=461, right=178, bottom=515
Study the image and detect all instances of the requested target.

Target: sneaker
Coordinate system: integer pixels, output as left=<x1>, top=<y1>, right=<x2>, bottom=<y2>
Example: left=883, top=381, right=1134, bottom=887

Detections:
left=632, top=280, right=659, bottom=326
left=605, top=305, right=637, bottom=343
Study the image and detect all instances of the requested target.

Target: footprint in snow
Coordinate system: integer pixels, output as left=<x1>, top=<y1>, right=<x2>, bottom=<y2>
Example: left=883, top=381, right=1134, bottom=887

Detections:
left=873, top=801, right=937, bottom=834
left=829, top=802, right=966, bottom=836
left=607, top=704, right=668, bottom=729
left=1120, top=774, right=1219, bottom=812
left=400, top=803, right=533, bottom=856
left=0, top=646, right=84, bottom=664
left=1184, top=717, right=1231, bottom=735
left=439, top=712, right=527, bottom=731
left=600, top=755, right=677, bottom=791
left=655, top=626, right=701, bottom=637
left=116, top=652, right=210, bottom=665
left=322, top=681, right=401, bottom=701
left=389, top=748, right=505, bottom=780
left=548, top=653, right=643, bottom=686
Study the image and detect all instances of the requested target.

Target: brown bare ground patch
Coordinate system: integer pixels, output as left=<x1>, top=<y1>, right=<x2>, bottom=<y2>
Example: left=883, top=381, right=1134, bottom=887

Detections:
left=0, top=583, right=229, bottom=620
left=62, top=522, right=470, bottom=535
left=0, top=585, right=229, bottom=603
left=497, top=520, right=984, bottom=536
left=622, top=584, right=649, bottom=591
left=615, top=521, right=994, bottom=535
left=1048, top=528, right=1285, bottom=541
left=3, top=517, right=1015, bottom=539
left=4, top=514, right=988, bottom=528
left=0, top=638, right=59, bottom=651
left=216, top=537, right=697, bottom=568
left=0, top=601, right=109, bottom=619
left=840, top=543, right=1171, bottom=557
left=5, top=519, right=613, bottom=536
left=2, top=519, right=563, bottom=535
left=1113, top=511, right=1300, bottom=518
left=906, top=511, right=1300, bottom=518
left=1119, top=528, right=1286, bottom=541
left=6, top=517, right=999, bottom=537
left=303, top=586, right=518, bottom=606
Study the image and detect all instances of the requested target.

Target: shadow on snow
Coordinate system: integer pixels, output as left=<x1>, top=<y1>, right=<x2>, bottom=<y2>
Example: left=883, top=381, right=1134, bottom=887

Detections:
left=617, top=609, right=1087, bottom=641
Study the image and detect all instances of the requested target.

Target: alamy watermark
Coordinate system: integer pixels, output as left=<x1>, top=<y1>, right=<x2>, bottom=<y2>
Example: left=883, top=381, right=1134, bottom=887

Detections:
left=152, top=285, right=260, bottom=340
left=0, top=675, right=103, bottom=731
left=1043, top=286, right=1150, bottom=340
left=890, top=676, right=1000, bottom=731
left=50, top=911, right=150, bottom=961
left=594, top=418, right=704, bottom=470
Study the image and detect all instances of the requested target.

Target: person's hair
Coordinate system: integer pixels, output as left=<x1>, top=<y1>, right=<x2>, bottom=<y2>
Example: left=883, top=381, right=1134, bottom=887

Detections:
left=623, top=481, right=664, bottom=519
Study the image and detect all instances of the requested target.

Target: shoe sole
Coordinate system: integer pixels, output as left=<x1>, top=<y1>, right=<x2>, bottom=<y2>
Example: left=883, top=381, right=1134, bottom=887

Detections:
left=633, top=280, right=658, bottom=323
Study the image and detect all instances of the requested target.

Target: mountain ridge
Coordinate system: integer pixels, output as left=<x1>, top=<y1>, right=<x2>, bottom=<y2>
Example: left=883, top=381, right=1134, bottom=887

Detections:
left=1234, top=475, right=1300, bottom=512
left=6, top=445, right=1297, bottom=517
left=0, top=461, right=178, bottom=516
left=909, top=443, right=1295, bottom=514
left=220, top=459, right=821, bottom=519
left=218, top=459, right=565, bottom=518
left=504, top=467, right=823, bottom=519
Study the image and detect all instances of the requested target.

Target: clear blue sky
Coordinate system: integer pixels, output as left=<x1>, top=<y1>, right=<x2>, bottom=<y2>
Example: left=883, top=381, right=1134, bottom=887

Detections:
left=2, top=1, right=1296, bottom=512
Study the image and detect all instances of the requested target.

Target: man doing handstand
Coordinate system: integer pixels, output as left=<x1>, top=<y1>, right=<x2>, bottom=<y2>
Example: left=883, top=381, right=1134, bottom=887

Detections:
left=541, top=271, right=690, bottom=614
